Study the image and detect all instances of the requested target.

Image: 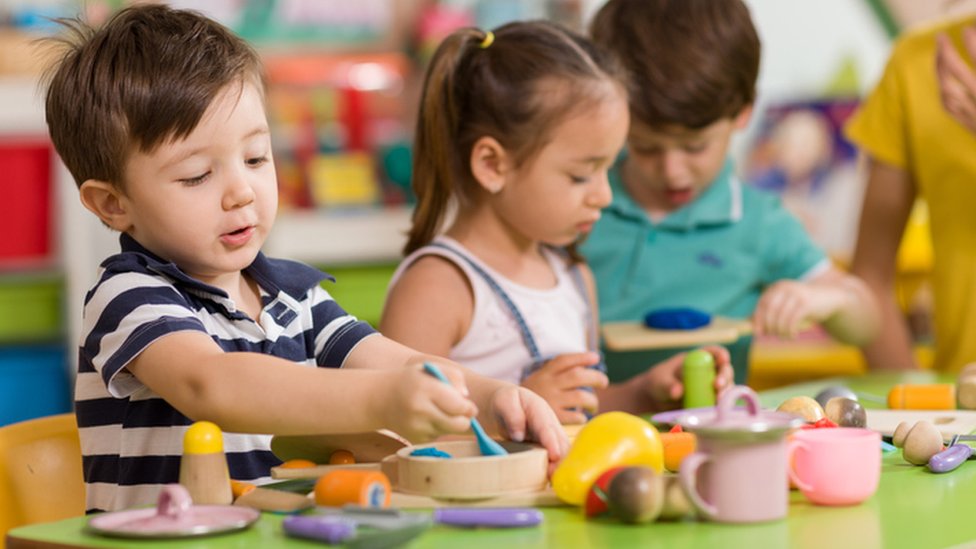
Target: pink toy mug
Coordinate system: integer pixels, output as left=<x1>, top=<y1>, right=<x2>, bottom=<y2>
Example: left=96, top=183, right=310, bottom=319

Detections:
left=787, top=427, right=881, bottom=506
left=677, top=385, right=803, bottom=523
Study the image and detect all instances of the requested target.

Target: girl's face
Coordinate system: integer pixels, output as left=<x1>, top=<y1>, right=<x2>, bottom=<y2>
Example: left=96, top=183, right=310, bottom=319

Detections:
left=494, top=82, right=630, bottom=247
left=115, top=81, right=277, bottom=288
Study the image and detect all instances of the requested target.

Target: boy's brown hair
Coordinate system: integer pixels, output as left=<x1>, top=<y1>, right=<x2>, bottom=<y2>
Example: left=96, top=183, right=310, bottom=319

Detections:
left=43, top=4, right=264, bottom=189
left=590, top=0, right=760, bottom=130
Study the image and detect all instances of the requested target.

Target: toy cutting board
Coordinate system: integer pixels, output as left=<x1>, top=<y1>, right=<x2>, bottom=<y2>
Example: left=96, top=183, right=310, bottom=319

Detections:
left=602, top=317, right=753, bottom=351
left=271, top=430, right=409, bottom=464
left=866, top=409, right=976, bottom=442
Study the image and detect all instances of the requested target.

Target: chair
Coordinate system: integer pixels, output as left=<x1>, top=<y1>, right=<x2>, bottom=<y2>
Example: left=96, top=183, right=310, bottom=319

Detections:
left=0, top=413, right=85, bottom=547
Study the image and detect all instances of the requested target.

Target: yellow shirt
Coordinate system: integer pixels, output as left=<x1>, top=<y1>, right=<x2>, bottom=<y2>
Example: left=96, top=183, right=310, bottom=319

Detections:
left=845, top=16, right=976, bottom=373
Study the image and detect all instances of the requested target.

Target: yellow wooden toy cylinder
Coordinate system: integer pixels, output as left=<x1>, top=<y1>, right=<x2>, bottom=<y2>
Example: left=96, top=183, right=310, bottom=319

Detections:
left=887, top=384, right=956, bottom=410
left=314, top=469, right=391, bottom=508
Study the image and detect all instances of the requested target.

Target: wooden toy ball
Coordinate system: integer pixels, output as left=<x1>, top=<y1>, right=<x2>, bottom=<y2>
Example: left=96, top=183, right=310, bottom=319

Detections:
left=814, top=385, right=859, bottom=409
left=776, top=396, right=825, bottom=423
left=606, top=466, right=664, bottom=523
left=823, top=397, right=867, bottom=428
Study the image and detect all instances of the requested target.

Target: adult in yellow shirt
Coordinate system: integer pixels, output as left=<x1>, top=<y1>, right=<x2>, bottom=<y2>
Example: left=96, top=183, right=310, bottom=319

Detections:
left=845, top=15, right=976, bottom=373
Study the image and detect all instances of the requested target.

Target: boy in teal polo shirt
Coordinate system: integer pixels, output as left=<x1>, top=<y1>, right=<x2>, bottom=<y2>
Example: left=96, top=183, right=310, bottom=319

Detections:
left=583, top=0, right=880, bottom=384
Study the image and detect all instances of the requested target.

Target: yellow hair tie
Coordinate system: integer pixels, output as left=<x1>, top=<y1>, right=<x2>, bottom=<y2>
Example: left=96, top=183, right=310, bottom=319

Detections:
left=479, top=31, right=494, bottom=49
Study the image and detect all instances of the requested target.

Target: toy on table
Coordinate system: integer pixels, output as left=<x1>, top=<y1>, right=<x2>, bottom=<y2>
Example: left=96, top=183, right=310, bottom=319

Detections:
left=604, top=466, right=664, bottom=523
left=957, top=363, right=976, bottom=409
left=329, top=450, right=356, bottom=465
left=682, top=349, right=716, bottom=408
left=551, top=411, right=663, bottom=505
left=928, top=434, right=976, bottom=473
left=776, top=395, right=825, bottom=423
left=585, top=466, right=697, bottom=523
left=178, top=421, right=232, bottom=505
left=230, top=480, right=313, bottom=513
left=786, top=428, right=881, bottom=506
left=271, top=429, right=408, bottom=464
left=823, top=397, right=867, bottom=428
left=314, top=469, right=392, bottom=508
left=283, top=507, right=431, bottom=546
left=422, top=362, right=507, bottom=456
left=432, top=508, right=543, bottom=528
left=892, top=420, right=945, bottom=465
left=602, top=313, right=752, bottom=351
left=87, top=484, right=259, bottom=539
left=644, top=307, right=711, bottom=330
left=660, top=426, right=696, bottom=472
left=888, top=383, right=956, bottom=410
left=394, top=440, right=547, bottom=500
left=677, top=385, right=804, bottom=523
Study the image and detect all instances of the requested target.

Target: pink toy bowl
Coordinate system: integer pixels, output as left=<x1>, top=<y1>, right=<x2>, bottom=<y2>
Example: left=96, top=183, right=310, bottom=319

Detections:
left=787, top=427, right=881, bottom=506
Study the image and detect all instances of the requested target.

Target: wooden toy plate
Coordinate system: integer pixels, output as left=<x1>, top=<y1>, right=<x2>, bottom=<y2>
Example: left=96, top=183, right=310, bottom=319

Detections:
left=270, top=429, right=409, bottom=464
left=602, top=317, right=753, bottom=351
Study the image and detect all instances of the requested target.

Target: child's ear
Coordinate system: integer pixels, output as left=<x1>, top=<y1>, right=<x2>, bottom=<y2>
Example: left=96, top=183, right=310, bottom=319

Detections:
left=469, top=136, right=512, bottom=195
left=734, top=104, right=755, bottom=129
left=79, top=180, right=132, bottom=232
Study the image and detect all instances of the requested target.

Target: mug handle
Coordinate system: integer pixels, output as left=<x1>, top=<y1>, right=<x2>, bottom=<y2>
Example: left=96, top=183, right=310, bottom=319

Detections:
left=678, top=451, right=717, bottom=520
left=786, top=439, right=813, bottom=492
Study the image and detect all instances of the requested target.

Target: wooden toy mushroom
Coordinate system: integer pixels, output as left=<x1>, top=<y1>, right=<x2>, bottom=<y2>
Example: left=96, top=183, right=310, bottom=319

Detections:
left=896, top=421, right=944, bottom=466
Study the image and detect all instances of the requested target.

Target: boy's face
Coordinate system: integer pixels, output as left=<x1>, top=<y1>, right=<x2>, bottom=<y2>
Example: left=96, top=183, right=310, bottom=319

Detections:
left=622, top=108, right=750, bottom=218
left=118, top=81, right=277, bottom=285
left=495, top=84, right=629, bottom=246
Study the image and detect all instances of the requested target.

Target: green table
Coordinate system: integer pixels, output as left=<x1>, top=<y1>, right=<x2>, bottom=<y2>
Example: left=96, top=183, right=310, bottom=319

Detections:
left=9, top=372, right=976, bottom=549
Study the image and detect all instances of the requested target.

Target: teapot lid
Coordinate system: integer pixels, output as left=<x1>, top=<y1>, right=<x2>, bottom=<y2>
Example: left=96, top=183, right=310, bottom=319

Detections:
left=675, top=385, right=803, bottom=441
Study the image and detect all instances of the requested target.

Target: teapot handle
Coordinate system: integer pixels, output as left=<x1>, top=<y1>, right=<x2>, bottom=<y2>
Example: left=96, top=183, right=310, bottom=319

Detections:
left=716, top=385, right=760, bottom=422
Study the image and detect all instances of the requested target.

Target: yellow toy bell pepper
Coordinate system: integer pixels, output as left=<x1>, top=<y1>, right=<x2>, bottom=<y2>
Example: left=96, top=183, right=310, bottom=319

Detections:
left=552, top=412, right=664, bottom=505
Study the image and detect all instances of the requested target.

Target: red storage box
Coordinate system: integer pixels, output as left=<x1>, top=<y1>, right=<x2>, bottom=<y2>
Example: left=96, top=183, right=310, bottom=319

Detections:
left=0, top=139, right=52, bottom=266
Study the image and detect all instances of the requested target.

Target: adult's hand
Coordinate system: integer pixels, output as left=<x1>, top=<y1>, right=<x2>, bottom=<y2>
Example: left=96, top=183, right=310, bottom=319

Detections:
left=936, top=28, right=976, bottom=133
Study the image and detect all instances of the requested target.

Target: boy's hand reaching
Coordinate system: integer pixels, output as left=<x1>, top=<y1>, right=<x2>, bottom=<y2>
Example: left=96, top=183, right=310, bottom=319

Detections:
left=376, top=361, right=479, bottom=443
left=752, top=280, right=840, bottom=338
left=640, top=345, right=733, bottom=412
left=521, top=352, right=609, bottom=424
left=488, top=385, right=570, bottom=476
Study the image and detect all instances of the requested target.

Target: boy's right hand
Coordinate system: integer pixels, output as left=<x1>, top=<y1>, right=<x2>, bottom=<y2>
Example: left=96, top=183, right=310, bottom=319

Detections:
left=521, top=352, right=609, bottom=424
left=376, top=361, right=478, bottom=442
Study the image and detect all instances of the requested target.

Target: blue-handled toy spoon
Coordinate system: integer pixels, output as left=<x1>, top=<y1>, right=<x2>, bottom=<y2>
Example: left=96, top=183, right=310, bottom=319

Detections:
left=422, top=362, right=508, bottom=456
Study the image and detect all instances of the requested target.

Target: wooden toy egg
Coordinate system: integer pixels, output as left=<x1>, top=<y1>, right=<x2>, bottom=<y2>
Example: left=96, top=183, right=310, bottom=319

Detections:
left=658, top=474, right=694, bottom=521
left=902, top=421, right=944, bottom=466
left=824, top=397, right=867, bottom=428
left=776, top=396, right=825, bottom=423
left=814, top=385, right=859, bottom=409
left=892, top=421, right=911, bottom=448
left=606, top=466, right=664, bottom=524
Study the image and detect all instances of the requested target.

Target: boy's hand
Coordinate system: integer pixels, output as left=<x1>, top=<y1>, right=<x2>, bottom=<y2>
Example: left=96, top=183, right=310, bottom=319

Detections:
left=489, top=386, right=570, bottom=476
left=521, top=352, right=608, bottom=424
left=641, top=345, right=733, bottom=412
left=753, top=280, right=839, bottom=338
left=377, top=361, right=478, bottom=442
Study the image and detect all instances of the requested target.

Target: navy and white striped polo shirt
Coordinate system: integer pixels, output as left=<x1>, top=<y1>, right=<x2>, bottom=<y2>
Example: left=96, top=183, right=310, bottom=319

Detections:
left=75, top=234, right=376, bottom=512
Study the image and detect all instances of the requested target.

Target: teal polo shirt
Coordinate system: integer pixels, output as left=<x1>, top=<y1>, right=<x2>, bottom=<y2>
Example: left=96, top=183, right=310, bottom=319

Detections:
left=581, top=158, right=827, bottom=384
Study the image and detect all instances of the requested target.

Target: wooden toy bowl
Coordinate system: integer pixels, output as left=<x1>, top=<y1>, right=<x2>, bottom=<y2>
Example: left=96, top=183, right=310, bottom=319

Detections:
left=395, top=440, right=548, bottom=500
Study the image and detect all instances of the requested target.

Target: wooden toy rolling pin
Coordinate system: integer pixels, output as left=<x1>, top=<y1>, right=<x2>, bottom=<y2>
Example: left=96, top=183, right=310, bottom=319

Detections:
left=887, top=384, right=956, bottom=410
